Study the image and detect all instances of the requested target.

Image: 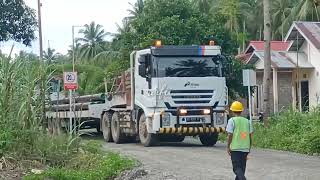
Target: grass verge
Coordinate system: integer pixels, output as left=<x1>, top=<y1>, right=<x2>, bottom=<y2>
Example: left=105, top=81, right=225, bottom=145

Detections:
left=22, top=139, right=135, bottom=180
left=220, top=109, right=320, bottom=155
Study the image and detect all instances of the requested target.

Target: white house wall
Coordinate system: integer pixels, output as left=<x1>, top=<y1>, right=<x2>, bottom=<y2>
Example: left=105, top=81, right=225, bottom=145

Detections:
left=255, top=58, right=265, bottom=69
left=299, top=41, right=308, bottom=55
left=308, top=43, right=320, bottom=107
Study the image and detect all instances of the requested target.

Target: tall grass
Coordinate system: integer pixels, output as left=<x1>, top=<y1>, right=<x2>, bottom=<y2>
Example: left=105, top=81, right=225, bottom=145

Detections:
left=0, top=56, right=135, bottom=179
left=0, top=56, right=50, bottom=156
left=254, top=108, right=320, bottom=155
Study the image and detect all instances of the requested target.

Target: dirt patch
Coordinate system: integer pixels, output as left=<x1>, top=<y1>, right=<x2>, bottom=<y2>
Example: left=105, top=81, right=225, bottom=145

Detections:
left=114, top=167, right=148, bottom=180
left=0, top=157, right=46, bottom=180
left=0, top=158, right=24, bottom=180
left=0, top=169, right=24, bottom=180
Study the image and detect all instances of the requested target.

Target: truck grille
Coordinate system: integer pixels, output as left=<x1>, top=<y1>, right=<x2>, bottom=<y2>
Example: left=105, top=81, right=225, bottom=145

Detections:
left=170, top=90, right=214, bottom=105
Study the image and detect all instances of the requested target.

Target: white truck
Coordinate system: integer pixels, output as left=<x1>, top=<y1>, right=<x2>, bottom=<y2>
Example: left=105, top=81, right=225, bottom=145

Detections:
left=47, top=43, right=228, bottom=147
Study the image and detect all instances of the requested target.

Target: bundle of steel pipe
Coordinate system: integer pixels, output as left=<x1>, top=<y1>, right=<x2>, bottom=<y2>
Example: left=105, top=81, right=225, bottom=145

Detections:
left=50, top=94, right=105, bottom=105
left=46, top=102, right=91, bottom=111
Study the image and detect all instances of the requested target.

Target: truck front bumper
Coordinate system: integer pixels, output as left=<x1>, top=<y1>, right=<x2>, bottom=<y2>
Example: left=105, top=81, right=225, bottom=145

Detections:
left=158, top=126, right=226, bottom=135
left=148, top=108, right=227, bottom=134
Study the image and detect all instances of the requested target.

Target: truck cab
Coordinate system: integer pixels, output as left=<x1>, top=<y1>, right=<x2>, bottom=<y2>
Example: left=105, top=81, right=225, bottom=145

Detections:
left=133, top=44, right=228, bottom=146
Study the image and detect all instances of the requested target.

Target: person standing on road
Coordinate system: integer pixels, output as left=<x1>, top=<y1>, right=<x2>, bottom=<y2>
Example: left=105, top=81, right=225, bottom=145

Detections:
left=226, top=101, right=253, bottom=180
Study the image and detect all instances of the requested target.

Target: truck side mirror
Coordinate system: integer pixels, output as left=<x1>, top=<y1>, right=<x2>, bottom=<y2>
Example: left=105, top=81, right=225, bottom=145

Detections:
left=138, top=64, right=146, bottom=77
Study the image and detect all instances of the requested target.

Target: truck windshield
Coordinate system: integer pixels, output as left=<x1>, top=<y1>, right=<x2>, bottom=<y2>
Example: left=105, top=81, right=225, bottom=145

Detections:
left=152, top=57, right=222, bottom=77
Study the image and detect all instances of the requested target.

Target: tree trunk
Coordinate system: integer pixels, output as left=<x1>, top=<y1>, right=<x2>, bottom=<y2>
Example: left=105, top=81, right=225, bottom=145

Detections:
left=263, top=0, right=272, bottom=127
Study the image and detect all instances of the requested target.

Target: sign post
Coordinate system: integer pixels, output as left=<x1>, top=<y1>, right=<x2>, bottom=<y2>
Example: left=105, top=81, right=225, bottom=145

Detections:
left=64, top=72, right=78, bottom=134
left=243, top=69, right=256, bottom=124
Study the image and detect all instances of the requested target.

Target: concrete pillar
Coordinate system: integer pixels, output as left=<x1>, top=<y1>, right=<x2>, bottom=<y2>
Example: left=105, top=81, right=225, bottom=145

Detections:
left=273, top=68, right=278, bottom=113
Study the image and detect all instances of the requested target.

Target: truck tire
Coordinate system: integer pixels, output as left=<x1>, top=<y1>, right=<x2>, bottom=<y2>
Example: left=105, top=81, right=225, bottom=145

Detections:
left=139, top=113, right=158, bottom=147
left=199, top=133, right=218, bottom=146
left=102, top=113, right=113, bottom=142
left=111, top=112, right=125, bottom=144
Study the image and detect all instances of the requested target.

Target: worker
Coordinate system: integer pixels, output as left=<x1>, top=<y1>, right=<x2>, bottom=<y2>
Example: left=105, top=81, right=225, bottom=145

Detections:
left=226, top=101, right=253, bottom=180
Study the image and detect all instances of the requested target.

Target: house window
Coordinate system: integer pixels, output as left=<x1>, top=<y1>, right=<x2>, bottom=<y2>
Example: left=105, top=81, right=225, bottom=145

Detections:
left=303, top=74, right=307, bottom=79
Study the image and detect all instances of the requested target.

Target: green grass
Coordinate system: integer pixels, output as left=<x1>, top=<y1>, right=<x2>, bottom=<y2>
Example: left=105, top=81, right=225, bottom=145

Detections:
left=219, top=109, right=320, bottom=155
left=253, top=109, right=320, bottom=155
left=24, top=152, right=135, bottom=180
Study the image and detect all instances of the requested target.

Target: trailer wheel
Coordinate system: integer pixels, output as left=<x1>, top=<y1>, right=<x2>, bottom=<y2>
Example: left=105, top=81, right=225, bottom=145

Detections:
left=139, top=113, right=158, bottom=147
left=102, top=113, right=113, bottom=142
left=199, top=133, right=218, bottom=146
left=111, top=112, right=125, bottom=144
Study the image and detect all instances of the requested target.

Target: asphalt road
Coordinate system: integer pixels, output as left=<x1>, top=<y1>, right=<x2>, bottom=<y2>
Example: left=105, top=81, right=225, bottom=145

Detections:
left=102, top=137, right=320, bottom=180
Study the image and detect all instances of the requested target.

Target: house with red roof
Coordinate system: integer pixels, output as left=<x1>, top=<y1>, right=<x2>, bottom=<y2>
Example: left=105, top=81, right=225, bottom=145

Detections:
left=238, top=21, right=320, bottom=114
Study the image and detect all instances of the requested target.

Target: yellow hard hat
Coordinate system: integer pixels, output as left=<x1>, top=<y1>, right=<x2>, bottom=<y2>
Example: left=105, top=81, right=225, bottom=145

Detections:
left=230, top=101, right=244, bottom=112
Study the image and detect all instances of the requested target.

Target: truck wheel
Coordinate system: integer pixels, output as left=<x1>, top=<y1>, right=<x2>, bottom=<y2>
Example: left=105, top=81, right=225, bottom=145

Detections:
left=139, top=113, right=158, bottom=147
left=111, top=112, right=125, bottom=144
left=199, top=133, right=218, bottom=146
left=102, top=113, right=113, bottom=142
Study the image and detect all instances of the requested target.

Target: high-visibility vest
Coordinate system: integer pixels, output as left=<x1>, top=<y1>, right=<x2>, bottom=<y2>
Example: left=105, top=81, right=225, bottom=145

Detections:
left=230, top=117, right=250, bottom=151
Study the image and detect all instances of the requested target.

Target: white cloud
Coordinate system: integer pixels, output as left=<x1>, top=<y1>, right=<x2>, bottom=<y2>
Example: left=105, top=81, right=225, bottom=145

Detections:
left=1, top=0, right=136, bottom=55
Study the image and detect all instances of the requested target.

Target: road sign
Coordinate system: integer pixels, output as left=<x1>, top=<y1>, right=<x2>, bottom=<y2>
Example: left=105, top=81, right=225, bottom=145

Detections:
left=64, top=72, right=78, bottom=90
left=242, top=69, right=256, bottom=124
left=243, top=69, right=256, bottom=87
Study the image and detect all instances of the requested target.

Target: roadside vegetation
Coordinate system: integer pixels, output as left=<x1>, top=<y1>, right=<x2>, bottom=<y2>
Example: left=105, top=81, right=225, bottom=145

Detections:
left=1, top=0, right=320, bottom=178
left=253, top=109, right=320, bottom=155
left=219, top=109, right=320, bottom=155
left=0, top=55, right=135, bottom=179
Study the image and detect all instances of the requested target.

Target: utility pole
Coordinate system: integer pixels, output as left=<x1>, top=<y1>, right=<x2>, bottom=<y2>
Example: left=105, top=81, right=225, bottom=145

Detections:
left=37, top=0, right=46, bottom=131
left=37, top=0, right=43, bottom=60
left=72, top=26, right=75, bottom=72
left=70, top=25, right=84, bottom=135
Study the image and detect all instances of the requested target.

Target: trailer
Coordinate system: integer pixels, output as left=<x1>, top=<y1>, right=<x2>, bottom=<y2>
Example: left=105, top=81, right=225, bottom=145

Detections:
left=47, top=42, right=228, bottom=146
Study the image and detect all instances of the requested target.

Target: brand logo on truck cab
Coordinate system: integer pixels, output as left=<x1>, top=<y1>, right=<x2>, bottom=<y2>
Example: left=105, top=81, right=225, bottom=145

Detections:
left=184, top=81, right=199, bottom=88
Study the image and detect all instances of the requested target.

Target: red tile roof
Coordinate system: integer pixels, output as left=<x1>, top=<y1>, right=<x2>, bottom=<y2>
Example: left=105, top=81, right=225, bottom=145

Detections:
left=245, top=41, right=291, bottom=53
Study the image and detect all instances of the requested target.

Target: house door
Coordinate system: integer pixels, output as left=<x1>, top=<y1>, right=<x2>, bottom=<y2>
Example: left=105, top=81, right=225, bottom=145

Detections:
left=300, top=81, right=309, bottom=112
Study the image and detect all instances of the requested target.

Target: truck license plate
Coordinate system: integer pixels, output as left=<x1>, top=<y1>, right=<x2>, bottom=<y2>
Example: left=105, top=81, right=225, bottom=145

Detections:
left=183, top=117, right=205, bottom=122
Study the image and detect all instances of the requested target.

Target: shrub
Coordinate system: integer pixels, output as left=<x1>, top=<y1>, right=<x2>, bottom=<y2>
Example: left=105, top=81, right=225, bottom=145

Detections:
left=253, top=109, right=320, bottom=155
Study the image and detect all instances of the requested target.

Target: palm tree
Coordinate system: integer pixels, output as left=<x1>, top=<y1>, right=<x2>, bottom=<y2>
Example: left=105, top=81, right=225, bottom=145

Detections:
left=272, top=0, right=293, bottom=40
left=192, top=0, right=216, bottom=15
left=233, top=0, right=264, bottom=41
left=77, top=22, right=109, bottom=61
left=43, top=47, right=58, bottom=64
left=263, top=0, right=272, bottom=125
left=127, top=0, right=144, bottom=20
left=67, top=42, right=81, bottom=62
left=292, top=0, right=320, bottom=21
left=218, top=0, right=241, bottom=33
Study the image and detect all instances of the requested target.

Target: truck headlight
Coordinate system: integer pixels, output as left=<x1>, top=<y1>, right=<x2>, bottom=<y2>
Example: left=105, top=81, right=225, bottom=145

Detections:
left=162, top=113, right=171, bottom=126
left=179, top=109, right=187, bottom=115
left=203, top=109, right=211, bottom=115
left=216, top=113, right=225, bottom=125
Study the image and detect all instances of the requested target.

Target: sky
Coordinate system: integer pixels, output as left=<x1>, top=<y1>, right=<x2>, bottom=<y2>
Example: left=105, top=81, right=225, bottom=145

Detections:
left=0, top=0, right=136, bottom=55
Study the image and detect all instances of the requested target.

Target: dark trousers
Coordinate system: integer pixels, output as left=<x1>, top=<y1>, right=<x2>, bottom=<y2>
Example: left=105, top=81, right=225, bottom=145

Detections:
left=231, top=151, right=248, bottom=180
